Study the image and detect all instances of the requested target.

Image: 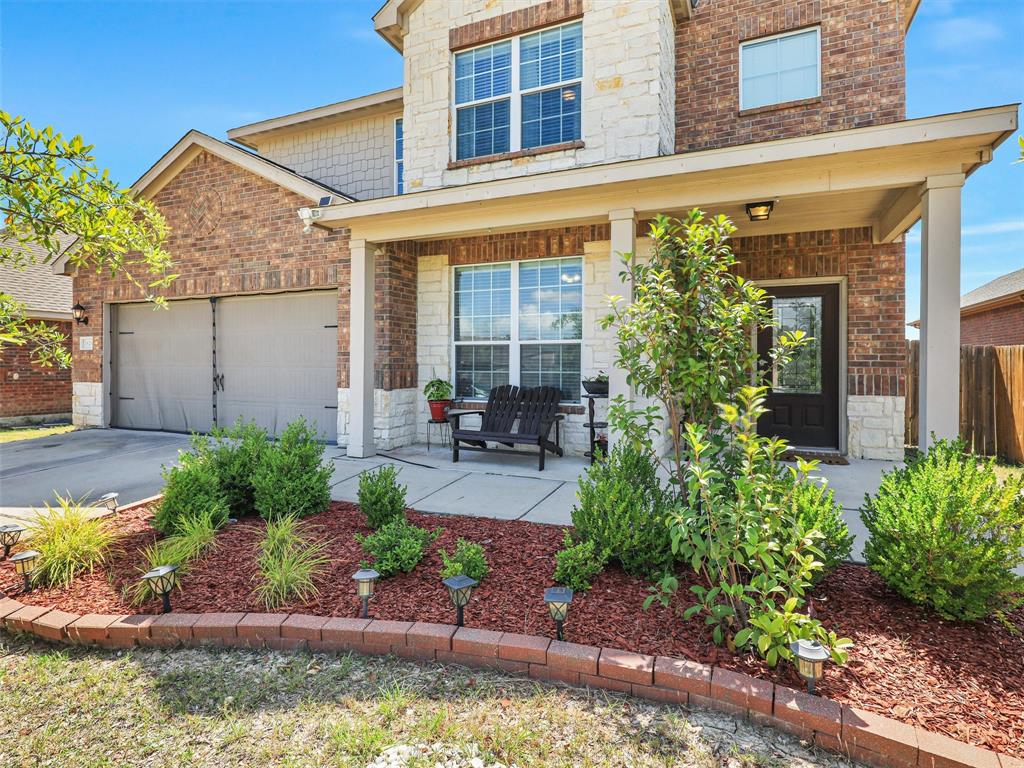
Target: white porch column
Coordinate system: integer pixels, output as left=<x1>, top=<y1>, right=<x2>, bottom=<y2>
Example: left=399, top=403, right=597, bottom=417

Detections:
left=608, top=208, right=636, bottom=450
left=348, top=238, right=376, bottom=458
left=918, top=174, right=964, bottom=449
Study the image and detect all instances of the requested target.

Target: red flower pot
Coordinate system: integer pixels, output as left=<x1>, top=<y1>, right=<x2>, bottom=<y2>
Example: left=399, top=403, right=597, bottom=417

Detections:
left=428, top=399, right=452, bottom=421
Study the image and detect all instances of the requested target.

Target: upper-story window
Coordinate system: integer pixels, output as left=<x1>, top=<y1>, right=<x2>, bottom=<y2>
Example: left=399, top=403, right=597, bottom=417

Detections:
left=394, top=118, right=404, bottom=194
left=739, top=27, right=820, bottom=111
left=453, top=20, right=583, bottom=161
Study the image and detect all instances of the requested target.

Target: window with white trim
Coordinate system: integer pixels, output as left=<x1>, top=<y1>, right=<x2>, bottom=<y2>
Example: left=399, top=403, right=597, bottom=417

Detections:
left=394, top=118, right=404, bottom=194
left=453, top=20, right=583, bottom=161
left=453, top=257, right=583, bottom=402
left=739, top=27, right=820, bottom=111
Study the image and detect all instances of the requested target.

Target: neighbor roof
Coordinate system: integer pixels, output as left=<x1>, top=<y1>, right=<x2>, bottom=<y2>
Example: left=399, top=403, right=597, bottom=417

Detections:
left=0, top=234, right=74, bottom=319
left=961, top=267, right=1024, bottom=311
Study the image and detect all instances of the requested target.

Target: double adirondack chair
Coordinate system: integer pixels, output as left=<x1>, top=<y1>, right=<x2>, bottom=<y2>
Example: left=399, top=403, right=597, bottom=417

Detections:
left=449, top=385, right=565, bottom=470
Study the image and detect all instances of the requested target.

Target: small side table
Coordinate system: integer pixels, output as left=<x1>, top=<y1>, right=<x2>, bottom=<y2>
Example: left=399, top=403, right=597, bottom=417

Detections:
left=426, top=418, right=451, bottom=451
left=582, top=393, right=608, bottom=464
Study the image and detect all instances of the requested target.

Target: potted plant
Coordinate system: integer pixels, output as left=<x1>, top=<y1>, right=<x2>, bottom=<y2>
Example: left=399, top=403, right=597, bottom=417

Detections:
left=423, top=378, right=453, bottom=420
left=581, top=371, right=609, bottom=396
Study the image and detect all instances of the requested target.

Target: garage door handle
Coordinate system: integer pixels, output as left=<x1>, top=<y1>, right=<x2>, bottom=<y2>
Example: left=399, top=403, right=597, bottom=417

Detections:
left=214, top=374, right=225, bottom=391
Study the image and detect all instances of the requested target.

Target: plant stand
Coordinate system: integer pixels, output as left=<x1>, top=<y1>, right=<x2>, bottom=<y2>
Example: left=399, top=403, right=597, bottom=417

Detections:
left=426, top=418, right=451, bottom=451
left=582, top=393, right=608, bottom=465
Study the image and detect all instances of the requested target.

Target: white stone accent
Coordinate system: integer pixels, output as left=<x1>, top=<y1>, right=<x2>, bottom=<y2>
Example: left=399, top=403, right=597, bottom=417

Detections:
left=337, top=387, right=419, bottom=451
left=401, top=0, right=675, bottom=192
left=72, top=381, right=103, bottom=427
left=847, top=395, right=905, bottom=461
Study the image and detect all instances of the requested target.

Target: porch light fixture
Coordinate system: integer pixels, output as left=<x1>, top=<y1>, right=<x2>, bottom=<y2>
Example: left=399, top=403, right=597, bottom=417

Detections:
left=442, top=574, right=477, bottom=627
left=142, top=564, right=179, bottom=614
left=11, top=550, right=40, bottom=593
left=352, top=567, right=380, bottom=619
left=0, top=523, right=25, bottom=559
left=72, top=303, right=88, bottom=325
left=544, top=586, right=573, bottom=641
left=790, top=639, right=830, bottom=695
left=98, top=492, right=119, bottom=513
left=745, top=200, right=775, bottom=222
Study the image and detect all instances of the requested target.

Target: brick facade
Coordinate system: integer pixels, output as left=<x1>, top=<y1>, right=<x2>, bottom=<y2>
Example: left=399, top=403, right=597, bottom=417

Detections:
left=404, top=224, right=612, bottom=264
left=959, top=302, right=1024, bottom=346
left=675, top=0, right=906, bottom=153
left=0, top=320, right=72, bottom=421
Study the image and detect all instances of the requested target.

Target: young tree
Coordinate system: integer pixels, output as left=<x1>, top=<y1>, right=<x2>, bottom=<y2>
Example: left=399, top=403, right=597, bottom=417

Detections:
left=1, top=111, right=174, bottom=367
left=600, top=209, right=805, bottom=489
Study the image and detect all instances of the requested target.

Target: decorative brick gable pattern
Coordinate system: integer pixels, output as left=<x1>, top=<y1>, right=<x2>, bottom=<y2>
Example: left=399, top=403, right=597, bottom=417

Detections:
left=732, top=227, right=906, bottom=398
left=0, top=320, right=72, bottom=420
left=449, top=0, right=583, bottom=50
left=675, top=0, right=906, bottom=153
left=960, top=303, right=1024, bottom=346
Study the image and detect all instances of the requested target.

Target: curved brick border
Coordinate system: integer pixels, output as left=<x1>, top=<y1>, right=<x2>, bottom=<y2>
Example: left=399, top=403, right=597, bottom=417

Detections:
left=0, top=600, right=1018, bottom=768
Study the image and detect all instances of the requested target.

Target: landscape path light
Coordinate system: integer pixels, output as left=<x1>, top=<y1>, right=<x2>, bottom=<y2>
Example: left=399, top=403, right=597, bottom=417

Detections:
left=352, top=568, right=380, bottom=619
left=11, top=549, right=40, bottom=593
left=790, top=639, right=830, bottom=695
left=442, top=574, right=477, bottom=627
left=98, top=492, right=119, bottom=513
left=0, top=523, right=25, bottom=559
left=142, top=564, right=179, bottom=614
left=544, top=586, right=573, bottom=641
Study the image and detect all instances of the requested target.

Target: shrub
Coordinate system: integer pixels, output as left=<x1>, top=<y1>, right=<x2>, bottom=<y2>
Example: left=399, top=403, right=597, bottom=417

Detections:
left=202, top=419, right=270, bottom=517
left=254, top=514, right=329, bottom=610
left=553, top=530, right=606, bottom=592
left=358, top=465, right=407, bottom=529
left=572, top=443, right=673, bottom=580
left=29, top=493, right=116, bottom=588
left=438, top=538, right=489, bottom=582
left=861, top=439, right=1024, bottom=621
left=356, top=519, right=438, bottom=578
left=128, top=507, right=221, bottom=605
left=784, top=475, right=854, bottom=575
left=156, top=451, right=229, bottom=534
left=253, top=418, right=332, bottom=521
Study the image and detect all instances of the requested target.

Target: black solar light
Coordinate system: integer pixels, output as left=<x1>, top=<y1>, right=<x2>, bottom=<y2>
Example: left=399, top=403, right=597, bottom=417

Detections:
left=790, top=639, right=830, bottom=695
left=442, top=574, right=477, bottom=627
left=352, top=568, right=380, bottom=619
left=142, top=564, right=179, bottom=614
left=98, top=492, right=119, bottom=513
left=11, top=549, right=40, bottom=593
left=0, top=524, right=25, bottom=559
left=544, top=586, right=573, bottom=641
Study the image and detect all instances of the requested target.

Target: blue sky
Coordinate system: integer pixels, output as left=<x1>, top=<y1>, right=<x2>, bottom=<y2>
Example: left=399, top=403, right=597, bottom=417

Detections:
left=2, top=0, right=1021, bottom=335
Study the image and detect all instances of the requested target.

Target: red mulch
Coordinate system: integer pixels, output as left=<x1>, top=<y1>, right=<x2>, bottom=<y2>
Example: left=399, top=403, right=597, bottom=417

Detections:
left=4, top=501, right=1022, bottom=757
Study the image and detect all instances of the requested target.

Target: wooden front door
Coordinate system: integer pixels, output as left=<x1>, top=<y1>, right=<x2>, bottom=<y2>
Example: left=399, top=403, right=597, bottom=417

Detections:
left=757, top=284, right=840, bottom=449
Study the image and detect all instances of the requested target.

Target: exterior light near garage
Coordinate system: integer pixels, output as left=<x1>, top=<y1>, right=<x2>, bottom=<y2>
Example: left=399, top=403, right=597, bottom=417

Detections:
left=72, top=303, right=89, bottom=325
left=98, top=492, right=119, bottom=513
left=790, top=639, right=830, bottom=695
left=11, top=549, right=40, bottom=593
left=0, top=524, right=26, bottom=559
left=352, top=568, right=380, bottom=619
left=745, top=200, right=775, bottom=222
left=442, top=574, right=477, bottom=627
left=544, top=586, right=573, bottom=641
left=142, top=564, right=179, bottom=614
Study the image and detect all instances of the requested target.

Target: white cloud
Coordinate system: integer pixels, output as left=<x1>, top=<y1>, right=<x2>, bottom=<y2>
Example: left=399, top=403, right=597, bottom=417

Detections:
left=961, top=220, right=1024, bottom=236
left=927, top=17, right=1003, bottom=50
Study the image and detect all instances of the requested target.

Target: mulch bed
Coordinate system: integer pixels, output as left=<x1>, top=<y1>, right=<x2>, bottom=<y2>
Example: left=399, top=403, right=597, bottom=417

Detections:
left=3, top=501, right=1022, bottom=757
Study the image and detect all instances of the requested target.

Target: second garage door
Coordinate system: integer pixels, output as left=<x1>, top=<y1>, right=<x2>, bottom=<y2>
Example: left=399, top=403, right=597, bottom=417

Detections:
left=112, top=291, right=338, bottom=441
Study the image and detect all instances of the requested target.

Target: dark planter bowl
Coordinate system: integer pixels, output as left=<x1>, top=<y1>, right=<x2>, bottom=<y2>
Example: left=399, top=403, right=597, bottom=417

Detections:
left=581, top=379, right=609, bottom=396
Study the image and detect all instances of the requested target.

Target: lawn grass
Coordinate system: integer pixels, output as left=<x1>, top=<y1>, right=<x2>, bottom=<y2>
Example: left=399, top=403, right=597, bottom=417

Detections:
left=0, top=633, right=851, bottom=767
left=994, top=462, right=1024, bottom=484
left=0, top=424, right=75, bottom=444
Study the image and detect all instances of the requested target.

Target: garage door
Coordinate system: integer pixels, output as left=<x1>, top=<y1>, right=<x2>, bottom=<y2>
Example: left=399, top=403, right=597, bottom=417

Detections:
left=112, top=291, right=338, bottom=440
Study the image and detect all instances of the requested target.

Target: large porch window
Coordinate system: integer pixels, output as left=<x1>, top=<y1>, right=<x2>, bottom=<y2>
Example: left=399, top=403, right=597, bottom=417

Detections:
left=453, top=256, right=583, bottom=402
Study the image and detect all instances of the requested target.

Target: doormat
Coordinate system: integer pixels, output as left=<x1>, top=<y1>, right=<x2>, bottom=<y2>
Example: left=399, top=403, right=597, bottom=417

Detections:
left=780, top=450, right=849, bottom=466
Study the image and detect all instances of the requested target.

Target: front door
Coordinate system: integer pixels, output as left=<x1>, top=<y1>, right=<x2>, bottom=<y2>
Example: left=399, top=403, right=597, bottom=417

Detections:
left=756, top=284, right=840, bottom=449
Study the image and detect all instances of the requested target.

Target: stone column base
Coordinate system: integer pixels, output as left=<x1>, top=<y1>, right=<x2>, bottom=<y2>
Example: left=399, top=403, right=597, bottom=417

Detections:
left=847, top=395, right=904, bottom=461
left=72, top=382, right=104, bottom=427
left=337, top=387, right=418, bottom=451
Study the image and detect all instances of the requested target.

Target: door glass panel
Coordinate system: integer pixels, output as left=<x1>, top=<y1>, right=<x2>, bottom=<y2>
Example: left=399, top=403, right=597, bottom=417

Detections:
left=773, top=296, right=822, bottom=394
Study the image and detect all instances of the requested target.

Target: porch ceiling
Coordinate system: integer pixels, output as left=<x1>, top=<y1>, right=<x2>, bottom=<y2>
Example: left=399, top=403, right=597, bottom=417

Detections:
left=315, top=105, right=1017, bottom=244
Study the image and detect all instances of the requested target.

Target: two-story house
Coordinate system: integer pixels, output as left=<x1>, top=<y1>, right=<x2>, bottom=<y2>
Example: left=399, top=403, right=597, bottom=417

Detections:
left=57, top=0, right=1018, bottom=463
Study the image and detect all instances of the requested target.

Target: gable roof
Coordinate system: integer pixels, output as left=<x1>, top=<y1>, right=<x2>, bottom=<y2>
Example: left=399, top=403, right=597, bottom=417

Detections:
left=961, top=267, right=1024, bottom=311
left=0, top=234, right=74, bottom=319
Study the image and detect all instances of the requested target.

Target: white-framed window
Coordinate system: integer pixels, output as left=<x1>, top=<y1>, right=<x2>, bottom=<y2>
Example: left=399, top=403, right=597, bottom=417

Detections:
left=739, top=27, right=820, bottom=111
left=394, top=117, right=404, bottom=195
left=452, top=256, right=583, bottom=402
left=452, top=20, right=583, bottom=162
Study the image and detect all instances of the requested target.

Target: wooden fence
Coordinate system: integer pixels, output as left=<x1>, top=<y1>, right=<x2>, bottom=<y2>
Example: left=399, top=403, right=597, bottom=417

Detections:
left=905, top=341, right=1024, bottom=463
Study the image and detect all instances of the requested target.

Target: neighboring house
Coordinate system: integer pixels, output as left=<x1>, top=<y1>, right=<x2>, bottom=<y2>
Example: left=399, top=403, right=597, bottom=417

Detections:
left=912, top=268, right=1024, bottom=345
left=1, top=236, right=74, bottom=425
left=55, top=0, right=1019, bottom=462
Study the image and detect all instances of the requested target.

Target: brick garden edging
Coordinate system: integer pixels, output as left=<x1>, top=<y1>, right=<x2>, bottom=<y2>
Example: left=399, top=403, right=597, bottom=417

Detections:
left=0, top=599, right=1017, bottom=768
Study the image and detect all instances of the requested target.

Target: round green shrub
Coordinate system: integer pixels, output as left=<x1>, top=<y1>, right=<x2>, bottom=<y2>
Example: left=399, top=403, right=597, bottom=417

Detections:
left=438, top=538, right=489, bottom=582
left=861, top=439, right=1024, bottom=621
left=202, top=419, right=270, bottom=517
left=155, top=452, right=229, bottom=534
left=553, top=530, right=607, bottom=592
left=783, top=475, right=854, bottom=575
left=356, top=519, right=438, bottom=577
left=357, top=465, right=407, bottom=529
left=252, top=418, right=332, bottom=521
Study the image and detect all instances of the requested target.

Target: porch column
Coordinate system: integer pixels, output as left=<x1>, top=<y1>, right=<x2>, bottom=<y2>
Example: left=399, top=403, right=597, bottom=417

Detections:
left=918, top=174, right=964, bottom=449
left=608, top=208, right=636, bottom=450
left=348, top=238, right=376, bottom=458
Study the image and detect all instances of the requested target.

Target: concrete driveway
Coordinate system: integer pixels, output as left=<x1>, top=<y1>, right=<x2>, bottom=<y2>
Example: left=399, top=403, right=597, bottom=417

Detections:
left=0, top=428, right=191, bottom=509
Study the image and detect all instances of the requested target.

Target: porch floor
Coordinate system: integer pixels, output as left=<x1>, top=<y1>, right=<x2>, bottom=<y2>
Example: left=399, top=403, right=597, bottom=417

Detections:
left=328, top=442, right=899, bottom=561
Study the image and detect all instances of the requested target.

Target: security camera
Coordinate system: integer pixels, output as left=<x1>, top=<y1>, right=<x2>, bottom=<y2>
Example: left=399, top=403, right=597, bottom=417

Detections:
left=297, top=207, right=323, bottom=233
